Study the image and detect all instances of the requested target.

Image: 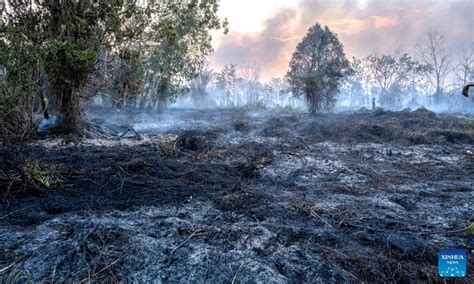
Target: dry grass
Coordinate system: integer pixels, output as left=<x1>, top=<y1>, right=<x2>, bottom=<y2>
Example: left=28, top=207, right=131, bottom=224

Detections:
left=0, top=104, right=37, bottom=143
left=0, top=85, right=38, bottom=144
left=159, top=135, right=177, bottom=156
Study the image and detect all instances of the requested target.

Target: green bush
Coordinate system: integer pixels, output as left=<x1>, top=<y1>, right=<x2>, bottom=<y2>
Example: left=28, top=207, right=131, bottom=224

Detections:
left=21, top=161, right=62, bottom=189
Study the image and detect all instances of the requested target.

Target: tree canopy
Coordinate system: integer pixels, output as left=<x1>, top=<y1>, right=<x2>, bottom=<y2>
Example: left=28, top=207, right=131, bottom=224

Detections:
left=0, top=0, right=227, bottom=136
left=286, top=23, right=351, bottom=113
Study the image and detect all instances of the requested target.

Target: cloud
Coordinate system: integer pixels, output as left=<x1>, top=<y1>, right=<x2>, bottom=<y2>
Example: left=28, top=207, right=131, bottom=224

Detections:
left=210, top=8, right=299, bottom=79
left=210, top=0, right=474, bottom=80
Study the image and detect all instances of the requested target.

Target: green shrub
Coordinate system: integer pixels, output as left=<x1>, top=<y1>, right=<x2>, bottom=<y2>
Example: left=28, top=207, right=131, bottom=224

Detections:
left=21, top=160, right=62, bottom=189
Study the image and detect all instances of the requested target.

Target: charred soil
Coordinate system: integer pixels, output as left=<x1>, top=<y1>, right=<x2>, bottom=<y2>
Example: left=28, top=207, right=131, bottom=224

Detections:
left=1, top=108, right=473, bottom=283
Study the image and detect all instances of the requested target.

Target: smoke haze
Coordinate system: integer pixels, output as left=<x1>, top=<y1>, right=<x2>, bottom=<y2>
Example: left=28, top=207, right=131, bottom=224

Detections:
left=210, top=0, right=474, bottom=80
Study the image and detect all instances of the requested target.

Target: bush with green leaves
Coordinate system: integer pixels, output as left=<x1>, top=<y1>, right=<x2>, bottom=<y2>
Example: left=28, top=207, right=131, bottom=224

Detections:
left=1, top=0, right=227, bottom=135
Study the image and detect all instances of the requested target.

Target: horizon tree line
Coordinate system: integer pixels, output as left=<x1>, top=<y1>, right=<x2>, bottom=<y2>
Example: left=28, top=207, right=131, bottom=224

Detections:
left=1, top=2, right=472, bottom=142
left=191, top=27, right=472, bottom=112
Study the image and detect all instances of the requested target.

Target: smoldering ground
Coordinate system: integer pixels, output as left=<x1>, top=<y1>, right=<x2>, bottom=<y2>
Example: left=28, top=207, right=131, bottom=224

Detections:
left=0, top=108, right=473, bottom=283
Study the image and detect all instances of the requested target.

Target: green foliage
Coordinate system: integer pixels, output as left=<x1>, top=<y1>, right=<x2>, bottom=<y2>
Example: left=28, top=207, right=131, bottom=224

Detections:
left=112, top=48, right=145, bottom=107
left=1, top=0, right=227, bottom=133
left=286, top=23, right=351, bottom=114
left=468, top=222, right=474, bottom=236
left=0, top=0, right=151, bottom=133
left=21, top=160, right=62, bottom=189
left=467, top=214, right=474, bottom=236
left=0, top=12, right=41, bottom=141
left=143, top=0, right=228, bottom=109
left=45, top=40, right=96, bottom=80
left=408, top=133, right=427, bottom=144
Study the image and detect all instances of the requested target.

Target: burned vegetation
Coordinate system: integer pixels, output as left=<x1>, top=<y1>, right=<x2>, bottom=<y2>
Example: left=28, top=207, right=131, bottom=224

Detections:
left=1, top=1, right=473, bottom=282
left=0, top=108, right=473, bottom=283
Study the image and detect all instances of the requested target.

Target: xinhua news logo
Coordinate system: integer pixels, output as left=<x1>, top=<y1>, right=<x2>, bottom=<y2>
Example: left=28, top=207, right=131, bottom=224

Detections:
left=438, top=249, right=467, bottom=278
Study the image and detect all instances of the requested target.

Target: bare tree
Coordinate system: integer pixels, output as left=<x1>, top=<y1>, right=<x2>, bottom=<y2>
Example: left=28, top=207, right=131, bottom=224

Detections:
left=339, top=57, right=366, bottom=108
left=364, top=51, right=414, bottom=107
left=454, top=43, right=474, bottom=85
left=415, top=29, right=451, bottom=103
left=264, top=78, right=288, bottom=107
left=239, top=63, right=261, bottom=105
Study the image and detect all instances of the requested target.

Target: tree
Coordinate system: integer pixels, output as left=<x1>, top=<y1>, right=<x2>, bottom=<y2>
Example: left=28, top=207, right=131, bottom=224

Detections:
left=406, top=57, right=432, bottom=105
left=113, top=49, right=145, bottom=108
left=239, top=63, right=261, bottom=105
left=364, top=52, right=419, bottom=108
left=189, top=64, right=213, bottom=103
left=1, top=0, right=153, bottom=133
left=286, top=23, right=351, bottom=113
left=263, top=78, right=289, bottom=107
left=415, top=29, right=451, bottom=103
left=0, top=2, right=51, bottom=140
left=454, top=43, right=473, bottom=85
left=216, top=63, right=237, bottom=107
left=1, top=0, right=228, bottom=134
left=143, top=0, right=228, bottom=111
left=341, top=57, right=366, bottom=108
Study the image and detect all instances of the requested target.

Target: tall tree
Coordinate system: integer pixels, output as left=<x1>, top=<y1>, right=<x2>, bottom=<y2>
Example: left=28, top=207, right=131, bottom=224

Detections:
left=406, top=58, right=432, bottom=104
left=454, top=43, right=474, bottom=85
left=189, top=64, right=213, bottom=103
left=216, top=63, right=236, bottom=107
left=0, top=2, right=42, bottom=141
left=286, top=23, right=351, bottom=113
left=415, top=29, right=451, bottom=103
left=1, top=0, right=152, bottom=133
left=1, top=0, right=228, bottom=133
left=113, top=48, right=145, bottom=108
left=144, top=0, right=228, bottom=111
left=264, top=78, right=288, bottom=107
left=239, top=63, right=261, bottom=105
left=364, top=52, right=419, bottom=107
left=342, top=57, right=366, bottom=107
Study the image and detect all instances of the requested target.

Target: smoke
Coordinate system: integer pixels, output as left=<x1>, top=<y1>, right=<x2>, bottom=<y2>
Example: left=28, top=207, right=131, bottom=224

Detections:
left=211, top=8, right=298, bottom=79
left=210, top=0, right=474, bottom=80
left=87, top=0, right=473, bottom=116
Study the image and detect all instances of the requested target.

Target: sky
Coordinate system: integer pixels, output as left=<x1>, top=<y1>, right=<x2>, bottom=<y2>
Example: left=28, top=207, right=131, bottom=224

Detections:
left=209, top=0, right=473, bottom=81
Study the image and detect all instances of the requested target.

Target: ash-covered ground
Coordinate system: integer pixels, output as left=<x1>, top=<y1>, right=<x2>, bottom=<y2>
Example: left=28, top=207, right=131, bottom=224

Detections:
left=1, top=108, right=473, bottom=283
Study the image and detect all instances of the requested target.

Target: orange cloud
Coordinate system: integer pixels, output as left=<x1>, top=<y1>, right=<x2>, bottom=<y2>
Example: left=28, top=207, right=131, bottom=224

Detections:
left=327, top=15, right=400, bottom=36
left=326, top=18, right=368, bottom=34
left=269, top=36, right=301, bottom=42
left=211, top=0, right=472, bottom=81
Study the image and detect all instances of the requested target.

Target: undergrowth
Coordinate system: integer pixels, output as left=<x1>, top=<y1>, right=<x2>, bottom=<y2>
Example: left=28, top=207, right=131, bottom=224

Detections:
left=1, top=158, right=63, bottom=200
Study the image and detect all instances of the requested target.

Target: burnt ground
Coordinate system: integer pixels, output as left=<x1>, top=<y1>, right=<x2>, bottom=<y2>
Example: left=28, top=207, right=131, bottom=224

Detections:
left=0, top=108, right=473, bottom=283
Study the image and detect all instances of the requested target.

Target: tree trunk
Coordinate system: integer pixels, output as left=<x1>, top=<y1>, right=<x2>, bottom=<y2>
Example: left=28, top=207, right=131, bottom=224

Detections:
left=145, top=99, right=155, bottom=113
left=138, top=93, right=148, bottom=110
left=40, top=93, right=50, bottom=119
left=435, top=74, right=442, bottom=104
left=57, top=85, right=79, bottom=134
